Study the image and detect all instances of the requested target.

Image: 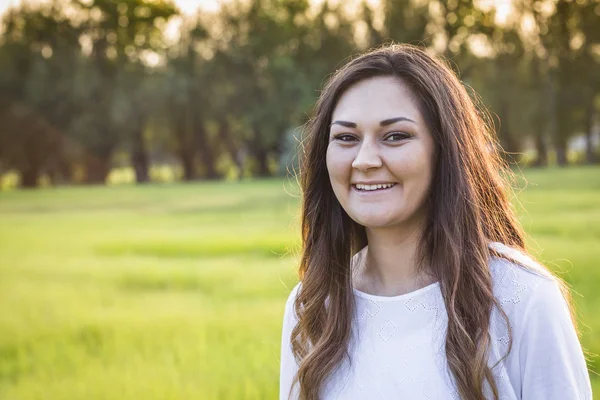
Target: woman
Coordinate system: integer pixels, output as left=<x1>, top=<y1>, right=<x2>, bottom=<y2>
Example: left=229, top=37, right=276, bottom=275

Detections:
left=279, top=44, right=592, bottom=400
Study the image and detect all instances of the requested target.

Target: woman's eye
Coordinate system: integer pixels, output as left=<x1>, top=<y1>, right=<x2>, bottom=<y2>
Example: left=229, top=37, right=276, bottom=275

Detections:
left=385, top=132, right=410, bottom=141
left=333, top=134, right=357, bottom=142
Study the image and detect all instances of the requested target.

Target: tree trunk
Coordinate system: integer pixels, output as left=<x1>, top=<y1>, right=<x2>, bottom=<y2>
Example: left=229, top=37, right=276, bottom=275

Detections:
left=584, top=133, right=595, bottom=164
left=555, top=106, right=569, bottom=167
left=532, top=132, right=548, bottom=167
left=254, top=146, right=270, bottom=177
left=554, top=1, right=571, bottom=167
left=530, top=56, right=547, bottom=168
left=179, top=148, right=195, bottom=181
left=173, top=106, right=196, bottom=181
left=188, top=94, right=219, bottom=180
left=84, top=153, right=111, bottom=184
left=555, top=139, right=568, bottom=166
left=584, top=101, right=596, bottom=164
left=20, top=164, right=41, bottom=188
left=48, top=143, right=73, bottom=185
left=47, top=160, right=69, bottom=185
left=497, top=101, right=519, bottom=164
left=195, top=124, right=219, bottom=180
left=19, top=137, right=45, bottom=188
left=132, top=127, right=149, bottom=184
left=250, top=125, right=271, bottom=177
left=219, top=118, right=244, bottom=178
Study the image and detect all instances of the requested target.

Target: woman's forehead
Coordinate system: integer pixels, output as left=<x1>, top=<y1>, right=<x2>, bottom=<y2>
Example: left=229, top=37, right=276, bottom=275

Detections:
left=331, top=76, right=422, bottom=126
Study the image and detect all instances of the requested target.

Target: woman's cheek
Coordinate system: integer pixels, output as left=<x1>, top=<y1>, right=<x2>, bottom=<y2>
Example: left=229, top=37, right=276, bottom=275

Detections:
left=326, top=148, right=344, bottom=186
left=327, top=147, right=353, bottom=177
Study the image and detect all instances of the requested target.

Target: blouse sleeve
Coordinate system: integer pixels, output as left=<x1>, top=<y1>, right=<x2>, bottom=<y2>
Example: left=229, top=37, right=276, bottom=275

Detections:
left=280, top=283, right=301, bottom=400
left=517, top=278, right=592, bottom=399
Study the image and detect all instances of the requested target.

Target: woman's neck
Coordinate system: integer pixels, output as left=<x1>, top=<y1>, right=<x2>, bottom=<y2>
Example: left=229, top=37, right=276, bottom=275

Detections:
left=353, top=223, right=436, bottom=297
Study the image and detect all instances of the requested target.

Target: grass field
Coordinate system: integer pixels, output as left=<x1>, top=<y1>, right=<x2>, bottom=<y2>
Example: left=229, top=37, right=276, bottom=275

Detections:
left=0, top=167, right=598, bottom=399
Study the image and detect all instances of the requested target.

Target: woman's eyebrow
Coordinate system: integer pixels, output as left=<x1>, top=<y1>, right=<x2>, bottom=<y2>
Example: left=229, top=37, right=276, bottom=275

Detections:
left=330, top=117, right=416, bottom=128
left=380, top=117, right=416, bottom=126
left=330, top=120, right=356, bottom=128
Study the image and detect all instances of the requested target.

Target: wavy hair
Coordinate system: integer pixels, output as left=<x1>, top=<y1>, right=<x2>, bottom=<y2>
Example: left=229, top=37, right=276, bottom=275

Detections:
left=289, top=44, right=572, bottom=400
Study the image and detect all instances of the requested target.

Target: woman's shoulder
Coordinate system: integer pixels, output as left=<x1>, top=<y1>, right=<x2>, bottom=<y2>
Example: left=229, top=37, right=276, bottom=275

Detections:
left=488, top=242, right=558, bottom=300
left=487, top=242, right=566, bottom=327
left=285, top=281, right=302, bottom=305
left=283, top=281, right=303, bottom=321
left=487, top=243, right=591, bottom=398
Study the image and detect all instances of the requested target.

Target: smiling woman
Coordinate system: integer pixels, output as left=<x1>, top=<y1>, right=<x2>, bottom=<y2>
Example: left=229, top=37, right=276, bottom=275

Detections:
left=327, top=76, right=435, bottom=232
left=279, top=44, right=592, bottom=400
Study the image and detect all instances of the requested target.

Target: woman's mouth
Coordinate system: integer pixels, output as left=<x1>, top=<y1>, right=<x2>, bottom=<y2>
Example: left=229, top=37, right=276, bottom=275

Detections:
left=352, top=183, right=397, bottom=192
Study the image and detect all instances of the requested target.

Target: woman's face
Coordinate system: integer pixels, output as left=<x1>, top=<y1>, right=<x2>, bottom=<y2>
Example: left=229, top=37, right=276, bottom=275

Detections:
left=326, top=76, right=435, bottom=229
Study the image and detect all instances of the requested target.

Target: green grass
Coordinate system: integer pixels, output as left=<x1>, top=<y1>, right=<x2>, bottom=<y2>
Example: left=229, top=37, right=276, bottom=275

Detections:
left=0, top=168, right=599, bottom=399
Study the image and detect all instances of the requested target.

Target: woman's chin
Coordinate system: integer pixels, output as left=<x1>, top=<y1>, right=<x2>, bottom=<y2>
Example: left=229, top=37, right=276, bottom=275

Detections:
left=353, top=215, right=399, bottom=229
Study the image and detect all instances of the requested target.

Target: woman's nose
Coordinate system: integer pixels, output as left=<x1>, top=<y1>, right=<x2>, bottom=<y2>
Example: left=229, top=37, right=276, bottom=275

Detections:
left=351, top=140, right=382, bottom=171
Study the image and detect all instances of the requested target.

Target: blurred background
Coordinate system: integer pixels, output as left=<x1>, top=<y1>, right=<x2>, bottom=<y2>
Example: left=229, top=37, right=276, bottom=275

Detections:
left=0, top=0, right=598, bottom=398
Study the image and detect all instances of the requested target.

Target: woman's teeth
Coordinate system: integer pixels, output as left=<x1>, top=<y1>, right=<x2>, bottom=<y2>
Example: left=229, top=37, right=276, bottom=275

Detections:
left=354, top=183, right=396, bottom=191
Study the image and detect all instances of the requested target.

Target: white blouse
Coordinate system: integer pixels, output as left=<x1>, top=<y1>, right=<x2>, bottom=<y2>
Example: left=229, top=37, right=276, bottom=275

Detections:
left=279, top=243, right=592, bottom=399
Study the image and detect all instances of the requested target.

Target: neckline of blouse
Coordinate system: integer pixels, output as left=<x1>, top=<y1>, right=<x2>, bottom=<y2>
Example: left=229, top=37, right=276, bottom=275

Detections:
left=352, top=280, right=441, bottom=302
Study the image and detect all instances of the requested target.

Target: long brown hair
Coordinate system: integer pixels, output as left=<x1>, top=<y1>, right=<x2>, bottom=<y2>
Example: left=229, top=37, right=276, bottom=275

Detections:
left=290, top=44, right=567, bottom=400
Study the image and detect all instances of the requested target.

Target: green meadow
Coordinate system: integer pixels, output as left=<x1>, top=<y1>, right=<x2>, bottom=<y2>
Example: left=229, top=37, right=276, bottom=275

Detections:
left=0, top=167, right=598, bottom=399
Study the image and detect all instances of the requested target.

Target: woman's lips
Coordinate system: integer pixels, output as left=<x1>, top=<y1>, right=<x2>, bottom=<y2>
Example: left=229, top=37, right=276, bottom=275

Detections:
left=351, top=183, right=397, bottom=193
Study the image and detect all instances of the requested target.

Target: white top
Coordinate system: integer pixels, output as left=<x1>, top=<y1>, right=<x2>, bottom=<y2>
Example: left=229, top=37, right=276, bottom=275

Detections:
left=279, top=243, right=592, bottom=399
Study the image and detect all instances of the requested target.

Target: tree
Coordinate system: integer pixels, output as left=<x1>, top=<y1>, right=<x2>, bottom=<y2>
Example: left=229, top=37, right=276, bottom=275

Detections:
left=162, top=17, right=225, bottom=181
left=71, top=0, right=177, bottom=183
left=0, top=2, right=82, bottom=187
left=573, top=0, right=600, bottom=164
left=207, top=0, right=318, bottom=177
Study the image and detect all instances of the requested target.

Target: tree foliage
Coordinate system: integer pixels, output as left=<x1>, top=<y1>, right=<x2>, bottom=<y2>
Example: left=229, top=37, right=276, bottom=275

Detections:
left=0, top=0, right=598, bottom=188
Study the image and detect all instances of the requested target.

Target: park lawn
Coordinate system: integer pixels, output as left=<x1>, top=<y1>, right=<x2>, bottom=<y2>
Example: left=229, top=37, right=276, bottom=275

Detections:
left=0, top=167, right=598, bottom=399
